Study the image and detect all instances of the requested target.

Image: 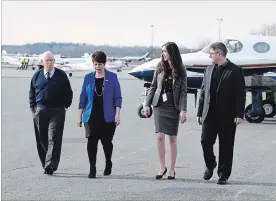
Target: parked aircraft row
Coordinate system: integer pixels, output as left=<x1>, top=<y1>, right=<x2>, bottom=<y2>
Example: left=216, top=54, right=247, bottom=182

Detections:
left=1, top=51, right=65, bottom=67
left=1, top=50, right=151, bottom=75
left=128, top=35, right=276, bottom=124
left=53, top=52, right=150, bottom=76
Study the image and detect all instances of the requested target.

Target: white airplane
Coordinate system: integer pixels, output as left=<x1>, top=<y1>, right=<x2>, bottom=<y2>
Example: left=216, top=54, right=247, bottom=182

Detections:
left=1, top=50, right=22, bottom=67
left=184, top=35, right=276, bottom=75
left=108, top=52, right=151, bottom=64
left=128, top=35, right=276, bottom=123
left=1, top=54, right=22, bottom=67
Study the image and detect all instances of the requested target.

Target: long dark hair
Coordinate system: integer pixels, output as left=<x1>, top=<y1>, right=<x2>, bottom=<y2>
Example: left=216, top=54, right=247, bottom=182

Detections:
left=158, top=42, right=183, bottom=77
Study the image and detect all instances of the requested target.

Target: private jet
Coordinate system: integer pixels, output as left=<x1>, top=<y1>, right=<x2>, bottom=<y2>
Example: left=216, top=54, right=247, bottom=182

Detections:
left=128, top=35, right=276, bottom=123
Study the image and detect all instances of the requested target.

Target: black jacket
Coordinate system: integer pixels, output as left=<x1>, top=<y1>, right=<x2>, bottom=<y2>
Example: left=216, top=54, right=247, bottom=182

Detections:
left=197, top=60, right=246, bottom=123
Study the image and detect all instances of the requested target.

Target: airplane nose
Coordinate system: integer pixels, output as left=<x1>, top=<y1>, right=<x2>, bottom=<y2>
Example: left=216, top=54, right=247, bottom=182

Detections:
left=128, top=68, right=141, bottom=78
left=128, top=58, right=160, bottom=82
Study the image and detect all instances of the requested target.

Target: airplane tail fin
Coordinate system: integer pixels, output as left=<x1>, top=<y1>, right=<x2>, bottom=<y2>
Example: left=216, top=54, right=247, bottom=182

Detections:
left=144, top=52, right=150, bottom=58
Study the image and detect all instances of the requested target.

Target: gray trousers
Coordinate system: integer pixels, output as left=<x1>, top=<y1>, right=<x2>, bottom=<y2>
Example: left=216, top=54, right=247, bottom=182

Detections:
left=33, top=107, right=66, bottom=171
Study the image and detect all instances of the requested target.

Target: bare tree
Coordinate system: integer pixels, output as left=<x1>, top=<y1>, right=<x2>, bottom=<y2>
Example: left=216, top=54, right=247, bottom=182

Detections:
left=250, top=24, right=276, bottom=36
left=197, top=38, right=213, bottom=50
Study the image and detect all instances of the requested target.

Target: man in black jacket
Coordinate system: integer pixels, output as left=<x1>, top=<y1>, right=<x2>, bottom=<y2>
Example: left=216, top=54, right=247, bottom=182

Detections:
left=197, top=42, right=246, bottom=184
left=29, top=51, right=73, bottom=175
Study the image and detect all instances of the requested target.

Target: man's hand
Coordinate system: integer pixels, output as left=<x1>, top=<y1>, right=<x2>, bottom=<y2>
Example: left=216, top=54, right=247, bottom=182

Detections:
left=180, top=111, right=187, bottom=124
left=197, top=116, right=202, bottom=125
left=30, top=107, right=36, bottom=114
left=115, top=112, right=120, bottom=126
left=234, top=117, right=242, bottom=125
left=143, top=106, right=151, bottom=118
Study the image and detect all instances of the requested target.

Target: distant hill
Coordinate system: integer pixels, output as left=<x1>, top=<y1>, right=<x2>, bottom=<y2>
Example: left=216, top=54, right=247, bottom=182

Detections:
left=1, top=42, right=200, bottom=58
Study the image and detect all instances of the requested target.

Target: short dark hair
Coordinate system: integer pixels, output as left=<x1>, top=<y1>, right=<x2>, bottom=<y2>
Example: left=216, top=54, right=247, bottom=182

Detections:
left=210, top=42, right=227, bottom=57
left=91, top=51, right=106, bottom=64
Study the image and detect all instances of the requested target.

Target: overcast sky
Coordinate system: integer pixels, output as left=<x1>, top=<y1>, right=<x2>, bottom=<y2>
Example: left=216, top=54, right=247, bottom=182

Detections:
left=2, top=1, right=276, bottom=48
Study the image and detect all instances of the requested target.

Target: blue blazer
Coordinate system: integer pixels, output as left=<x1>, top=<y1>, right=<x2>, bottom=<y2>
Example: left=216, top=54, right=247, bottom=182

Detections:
left=79, top=69, right=122, bottom=123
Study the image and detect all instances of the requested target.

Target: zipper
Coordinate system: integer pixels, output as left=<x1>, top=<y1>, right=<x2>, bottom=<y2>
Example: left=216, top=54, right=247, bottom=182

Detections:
left=216, top=68, right=227, bottom=103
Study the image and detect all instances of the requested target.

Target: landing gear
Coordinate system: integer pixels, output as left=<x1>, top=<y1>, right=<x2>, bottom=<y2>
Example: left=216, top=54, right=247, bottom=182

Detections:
left=262, top=99, right=276, bottom=118
left=244, top=104, right=265, bottom=123
left=138, top=82, right=153, bottom=118
left=244, top=91, right=276, bottom=123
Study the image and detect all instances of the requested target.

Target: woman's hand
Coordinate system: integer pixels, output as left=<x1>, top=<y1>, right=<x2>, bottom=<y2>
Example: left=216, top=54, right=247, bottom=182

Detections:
left=143, top=106, right=151, bottom=118
left=180, top=111, right=187, bottom=124
left=77, top=115, right=82, bottom=127
left=77, top=109, right=84, bottom=127
left=115, top=112, right=120, bottom=126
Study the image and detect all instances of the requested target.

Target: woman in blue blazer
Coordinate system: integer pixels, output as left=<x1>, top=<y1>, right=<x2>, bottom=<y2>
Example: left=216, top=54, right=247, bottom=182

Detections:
left=77, top=51, right=122, bottom=179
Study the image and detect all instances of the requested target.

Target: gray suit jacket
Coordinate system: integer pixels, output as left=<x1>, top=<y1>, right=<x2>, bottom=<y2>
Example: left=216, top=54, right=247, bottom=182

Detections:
left=145, top=63, right=188, bottom=112
left=197, top=65, right=213, bottom=122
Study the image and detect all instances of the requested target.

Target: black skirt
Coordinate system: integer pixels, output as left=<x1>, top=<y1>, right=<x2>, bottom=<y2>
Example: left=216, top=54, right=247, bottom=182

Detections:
left=84, top=119, right=116, bottom=138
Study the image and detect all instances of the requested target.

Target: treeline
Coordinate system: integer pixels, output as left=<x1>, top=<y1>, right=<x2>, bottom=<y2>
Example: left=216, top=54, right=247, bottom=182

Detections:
left=1, top=43, right=199, bottom=58
left=2, top=23, right=275, bottom=58
left=249, top=24, right=276, bottom=36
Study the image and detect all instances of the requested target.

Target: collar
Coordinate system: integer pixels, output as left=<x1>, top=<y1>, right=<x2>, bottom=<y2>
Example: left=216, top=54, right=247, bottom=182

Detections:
left=214, top=59, right=229, bottom=69
left=44, top=67, right=55, bottom=75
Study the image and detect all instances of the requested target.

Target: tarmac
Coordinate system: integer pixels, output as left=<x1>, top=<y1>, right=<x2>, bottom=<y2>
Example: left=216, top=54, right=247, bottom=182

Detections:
left=1, top=65, right=276, bottom=200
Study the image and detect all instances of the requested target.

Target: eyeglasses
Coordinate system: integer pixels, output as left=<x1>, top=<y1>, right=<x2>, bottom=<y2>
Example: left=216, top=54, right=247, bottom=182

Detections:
left=209, top=52, right=220, bottom=56
left=44, top=59, right=55, bottom=62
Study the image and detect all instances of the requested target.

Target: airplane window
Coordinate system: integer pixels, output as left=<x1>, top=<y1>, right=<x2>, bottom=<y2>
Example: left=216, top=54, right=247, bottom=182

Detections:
left=201, top=40, right=243, bottom=54
left=223, top=39, right=243, bottom=53
left=253, top=42, right=270, bottom=53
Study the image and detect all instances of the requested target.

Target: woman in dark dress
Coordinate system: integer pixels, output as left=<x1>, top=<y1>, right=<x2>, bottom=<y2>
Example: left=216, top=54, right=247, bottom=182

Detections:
left=77, top=51, right=122, bottom=178
left=143, top=42, right=187, bottom=180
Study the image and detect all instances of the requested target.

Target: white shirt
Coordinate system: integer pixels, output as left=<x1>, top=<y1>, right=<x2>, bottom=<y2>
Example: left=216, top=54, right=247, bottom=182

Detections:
left=44, top=67, right=55, bottom=79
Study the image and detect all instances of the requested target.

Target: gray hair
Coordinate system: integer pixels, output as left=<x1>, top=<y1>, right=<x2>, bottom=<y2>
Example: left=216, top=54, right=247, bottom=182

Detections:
left=40, top=51, right=54, bottom=60
left=210, top=42, right=227, bottom=57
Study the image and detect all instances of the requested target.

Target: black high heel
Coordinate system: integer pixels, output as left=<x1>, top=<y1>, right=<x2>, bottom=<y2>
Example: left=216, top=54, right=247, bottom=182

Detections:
left=167, top=171, right=175, bottom=180
left=155, top=167, right=167, bottom=179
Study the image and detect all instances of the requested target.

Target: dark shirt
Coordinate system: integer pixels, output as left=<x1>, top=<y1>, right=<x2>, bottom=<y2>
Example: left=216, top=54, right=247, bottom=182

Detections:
left=209, top=60, right=228, bottom=112
left=161, top=68, right=173, bottom=94
left=29, top=68, right=73, bottom=109
left=90, top=77, right=104, bottom=123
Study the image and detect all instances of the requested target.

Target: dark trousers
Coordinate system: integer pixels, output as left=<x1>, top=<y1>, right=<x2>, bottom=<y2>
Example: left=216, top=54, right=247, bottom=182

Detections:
left=201, top=113, right=237, bottom=179
left=85, top=122, right=116, bottom=169
left=24, top=62, right=28, bottom=70
left=33, top=107, right=66, bottom=171
left=19, top=62, right=24, bottom=70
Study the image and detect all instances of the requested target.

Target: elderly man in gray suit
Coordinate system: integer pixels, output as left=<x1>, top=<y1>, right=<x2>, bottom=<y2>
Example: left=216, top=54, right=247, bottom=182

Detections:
left=197, top=42, right=246, bottom=185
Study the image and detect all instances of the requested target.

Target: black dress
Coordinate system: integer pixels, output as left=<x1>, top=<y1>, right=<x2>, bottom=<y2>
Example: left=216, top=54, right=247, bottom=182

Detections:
left=84, top=77, right=116, bottom=139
